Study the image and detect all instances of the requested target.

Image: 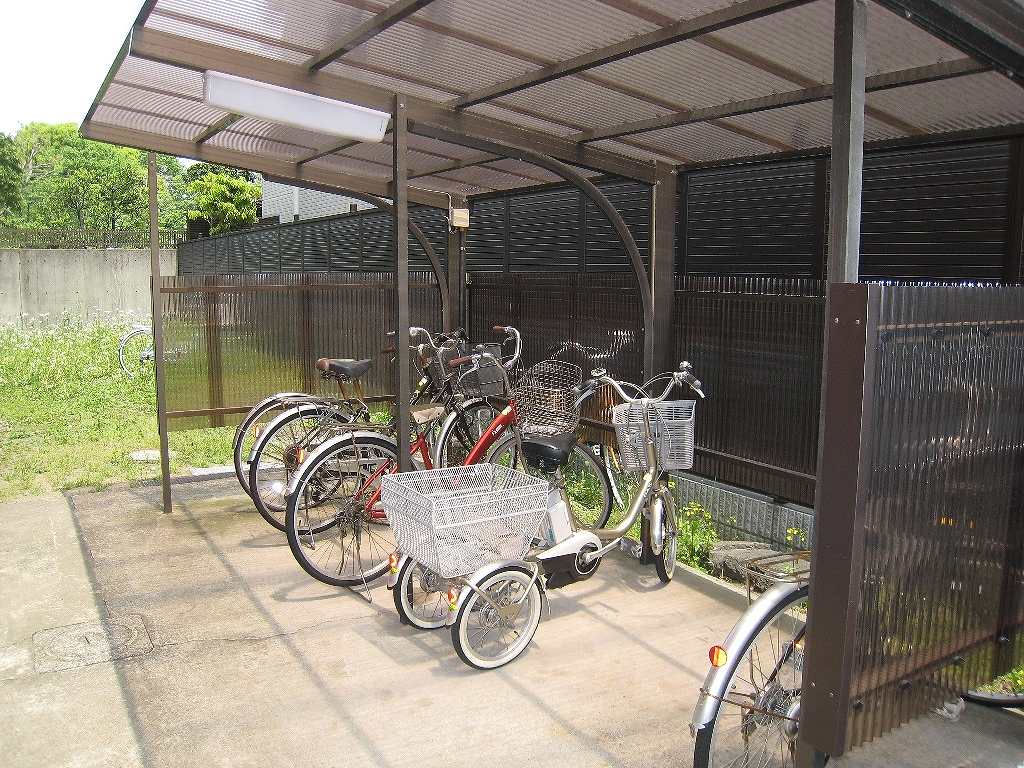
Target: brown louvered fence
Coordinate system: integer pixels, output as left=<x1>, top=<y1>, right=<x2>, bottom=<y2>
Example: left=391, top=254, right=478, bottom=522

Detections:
left=801, top=282, right=1024, bottom=756
left=160, top=272, right=443, bottom=429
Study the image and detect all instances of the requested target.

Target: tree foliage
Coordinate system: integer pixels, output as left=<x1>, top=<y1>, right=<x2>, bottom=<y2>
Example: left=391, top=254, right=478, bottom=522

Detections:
left=187, top=172, right=261, bottom=235
left=3, top=122, right=260, bottom=234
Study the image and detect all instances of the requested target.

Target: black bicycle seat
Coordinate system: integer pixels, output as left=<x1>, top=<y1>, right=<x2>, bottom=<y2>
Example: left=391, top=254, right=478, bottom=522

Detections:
left=315, top=358, right=372, bottom=380
left=521, top=432, right=577, bottom=470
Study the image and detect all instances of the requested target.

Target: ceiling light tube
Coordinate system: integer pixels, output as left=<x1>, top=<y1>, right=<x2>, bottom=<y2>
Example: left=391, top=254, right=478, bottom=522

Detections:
left=203, top=71, right=390, bottom=143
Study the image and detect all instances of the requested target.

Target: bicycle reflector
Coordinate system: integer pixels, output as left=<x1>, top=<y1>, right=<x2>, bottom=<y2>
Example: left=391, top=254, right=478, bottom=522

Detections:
left=388, top=552, right=400, bottom=574
left=447, top=586, right=460, bottom=611
left=709, top=645, right=728, bottom=667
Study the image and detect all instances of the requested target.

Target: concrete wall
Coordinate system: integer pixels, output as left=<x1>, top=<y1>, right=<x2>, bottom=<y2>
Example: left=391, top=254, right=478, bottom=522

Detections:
left=0, top=249, right=176, bottom=324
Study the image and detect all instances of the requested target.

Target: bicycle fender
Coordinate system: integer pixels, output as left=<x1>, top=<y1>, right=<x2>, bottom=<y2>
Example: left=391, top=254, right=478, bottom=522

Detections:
left=690, top=580, right=807, bottom=736
left=285, top=429, right=395, bottom=496
left=247, top=402, right=329, bottom=464
left=445, top=560, right=548, bottom=628
left=386, top=553, right=410, bottom=590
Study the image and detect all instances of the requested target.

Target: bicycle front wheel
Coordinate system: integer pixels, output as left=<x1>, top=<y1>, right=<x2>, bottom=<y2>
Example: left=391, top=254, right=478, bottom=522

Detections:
left=285, top=433, right=399, bottom=588
left=433, top=399, right=499, bottom=467
left=118, top=328, right=153, bottom=378
left=233, top=393, right=311, bottom=496
left=694, top=585, right=809, bottom=768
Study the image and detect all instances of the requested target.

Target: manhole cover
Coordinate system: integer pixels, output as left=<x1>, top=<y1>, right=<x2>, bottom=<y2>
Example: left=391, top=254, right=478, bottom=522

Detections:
left=32, top=615, right=153, bottom=672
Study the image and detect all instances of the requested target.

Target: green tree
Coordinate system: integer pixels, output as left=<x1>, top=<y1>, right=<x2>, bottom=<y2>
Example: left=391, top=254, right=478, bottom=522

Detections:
left=182, top=162, right=257, bottom=186
left=0, top=134, right=22, bottom=224
left=187, top=172, right=261, bottom=235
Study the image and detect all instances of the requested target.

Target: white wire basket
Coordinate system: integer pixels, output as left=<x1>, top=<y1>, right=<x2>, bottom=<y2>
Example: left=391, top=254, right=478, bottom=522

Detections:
left=381, top=464, right=548, bottom=578
left=456, top=343, right=506, bottom=399
left=612, top=399, right=696, bottom=471
left=514, top=359, right=582, bottom=436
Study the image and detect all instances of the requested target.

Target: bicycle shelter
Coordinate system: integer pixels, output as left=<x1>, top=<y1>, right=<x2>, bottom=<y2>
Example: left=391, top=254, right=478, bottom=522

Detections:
left=81, top=1, right=1024, bottom=763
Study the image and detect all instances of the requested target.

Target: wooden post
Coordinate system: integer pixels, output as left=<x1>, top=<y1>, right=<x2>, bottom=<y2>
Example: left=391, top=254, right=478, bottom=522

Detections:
left=147, top=153, right=172, bottom=513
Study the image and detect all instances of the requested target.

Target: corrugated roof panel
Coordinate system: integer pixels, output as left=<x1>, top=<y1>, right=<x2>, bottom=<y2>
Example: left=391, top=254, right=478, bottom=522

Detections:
left=630, top=121, right=777, bottom=161
left=591, top=38, right=798, bottom=110
left=152, top=0, right=368, bottom=53
left=403, top=134, right=481, bottom=161
left=484, top=159, right=563, bottom=185
left=145, top=12, right=309, bottom=65
left=866, top=72, right=1024, bottom=134
left=710, top=0, right=965, bottom=87
left=208, top=131, right=312, bottom=161
left=723, top=99, right=902, bottom=150
left=614, top=0, right=742, bottom=22
left=341, top=142, right=448, bottom=175
left=593, top=138, right=684, bottom=164
left=92, top=105, right=203, bottom=142
left=497, top=77, right=672, bottom=130
left=306, top=154, right=392, bottom=179
left=322, top=61, right=458, bottom=102
left=351, top=23, right=535, bottom=92
left=104, top=82, right=228, bottom=126
left=114, top=56, right=205, bottom=100
left=466, top=103, right=580, bottom=136
left=409, top=175, right=486, bottom=196
left=229, top=117, right=339, bottom=153
left=415, top=0, right=656, bottom=61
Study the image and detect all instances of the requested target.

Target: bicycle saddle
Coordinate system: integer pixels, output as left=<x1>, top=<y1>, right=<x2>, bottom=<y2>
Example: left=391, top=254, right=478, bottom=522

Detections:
left=315, top=358, right=372, bottom=380
left=521, top=432, right=577, bottom=470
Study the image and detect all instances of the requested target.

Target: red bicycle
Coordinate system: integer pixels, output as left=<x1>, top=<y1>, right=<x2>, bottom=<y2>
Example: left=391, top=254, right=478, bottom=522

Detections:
left=282, top=330, right=613, bottom=589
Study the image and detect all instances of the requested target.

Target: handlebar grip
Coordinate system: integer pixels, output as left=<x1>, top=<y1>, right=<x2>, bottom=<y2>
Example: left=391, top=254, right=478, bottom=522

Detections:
left=492, top=325, right=508, bottom=333
left=381, top=346, right=396, bottom=356
left=448, top=355, right=472, bottom=368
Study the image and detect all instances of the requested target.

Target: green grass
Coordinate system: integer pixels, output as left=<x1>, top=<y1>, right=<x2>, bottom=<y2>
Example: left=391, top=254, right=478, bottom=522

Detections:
left=0, top=318, right=234, bottom=500
left=978, top=665, right=1024, bottom=696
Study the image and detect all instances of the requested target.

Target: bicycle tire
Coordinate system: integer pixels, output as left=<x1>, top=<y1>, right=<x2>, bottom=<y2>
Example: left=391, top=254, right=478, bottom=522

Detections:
left=393, top=557, right=448, bottom=630
left=118, top=328, right=152, bottom=378
left=652, top=488, right=677, bottom=583
left=962, top=689, right=1024, bottom=708
left=285, top=432, right=399, bottom=588
left=432, top=398, right=499, bottom=467
left=248, top=405, right=354, bottom=532
left=233, top=393, right=312, bottom=496
left=693, top=584, right=810, bottom=768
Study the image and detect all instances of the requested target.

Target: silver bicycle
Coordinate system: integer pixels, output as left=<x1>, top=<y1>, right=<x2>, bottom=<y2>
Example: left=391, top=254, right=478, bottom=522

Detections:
left=118, top=324, right=154, bottom=378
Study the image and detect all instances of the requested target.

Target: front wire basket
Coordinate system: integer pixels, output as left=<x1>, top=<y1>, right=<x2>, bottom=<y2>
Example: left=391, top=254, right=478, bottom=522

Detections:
left=381, top=464, right=548, bottom=578
left=611, top=399, right=695, bottom=471
left=456, top=343, right=506, bottom=399
left=423, top=338, right=467, bottom=388
left=514, top=359, right=583, bottom=436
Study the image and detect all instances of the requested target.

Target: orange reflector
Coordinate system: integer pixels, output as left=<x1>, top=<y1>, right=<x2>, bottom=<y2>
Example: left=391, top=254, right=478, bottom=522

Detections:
left=709, top=645, right=728, bottom=668
left=388, top=552, right=400, bottom=573
left=295, top=448, right=306, bottom=464
left=447, top=586, right=460, bottom=610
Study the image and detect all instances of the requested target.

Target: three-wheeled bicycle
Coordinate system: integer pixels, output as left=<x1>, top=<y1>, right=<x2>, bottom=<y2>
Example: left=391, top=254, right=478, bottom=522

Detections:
left=382, top=353, right=705, bottom=669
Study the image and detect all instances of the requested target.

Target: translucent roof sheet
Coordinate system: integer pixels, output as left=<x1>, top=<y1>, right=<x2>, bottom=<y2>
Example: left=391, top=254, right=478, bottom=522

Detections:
left=80, top=0, right=1024, bottom=204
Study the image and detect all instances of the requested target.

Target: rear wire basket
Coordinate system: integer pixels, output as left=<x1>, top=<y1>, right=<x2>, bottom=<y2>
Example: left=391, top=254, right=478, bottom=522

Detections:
left=456, top=343, right=505, bottom=399
left=612, top=399, right=696, bottom=471
left=424, top=340, right=467, bottom=388
left=381, top=464, right=548, bottom=578
left=514, top=359, right=583, bottom=436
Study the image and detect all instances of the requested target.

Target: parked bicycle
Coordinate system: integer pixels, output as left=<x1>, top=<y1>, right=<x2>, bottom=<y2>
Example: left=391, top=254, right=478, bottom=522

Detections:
left=243, top=326, right=480, bottom=531
left=118, top=324, right=154, bottom=378
left=282, top=339, right=615, bottom=591
left=383, top=360, right=704, bottom=669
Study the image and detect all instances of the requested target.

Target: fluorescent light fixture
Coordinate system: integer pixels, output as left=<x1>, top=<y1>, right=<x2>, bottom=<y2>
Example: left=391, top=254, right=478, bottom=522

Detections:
left=203, top=71, right=390, bottom=143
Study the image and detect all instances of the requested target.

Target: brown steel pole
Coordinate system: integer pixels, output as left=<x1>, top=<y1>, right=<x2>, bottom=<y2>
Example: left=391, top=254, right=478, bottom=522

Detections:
left=393, top=97, right=412, bottom=472
left=650, top=162, right=677, bottom=373
left=147, top=152, right=173, bottom=513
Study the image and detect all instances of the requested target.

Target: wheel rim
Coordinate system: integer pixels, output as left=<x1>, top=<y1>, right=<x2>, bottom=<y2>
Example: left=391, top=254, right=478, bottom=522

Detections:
left=236, top=404, right=290, bottom=494
left=290, top=440, right=397, bottom=584
left=661, top=493, right=677, bottom=579
left=707, top=595, right=807, bottom=767
left=401, top=562, right=448, bottom=628
left=119, top=331, right=152, bottom=378
left=253, top=414, right=329, bottom=522
left=458, top=569, right=541, bottom=668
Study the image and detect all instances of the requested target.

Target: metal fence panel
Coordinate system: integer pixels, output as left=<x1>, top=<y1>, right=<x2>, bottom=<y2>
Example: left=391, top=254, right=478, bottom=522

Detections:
left=673, top=276, right=825, bottom=506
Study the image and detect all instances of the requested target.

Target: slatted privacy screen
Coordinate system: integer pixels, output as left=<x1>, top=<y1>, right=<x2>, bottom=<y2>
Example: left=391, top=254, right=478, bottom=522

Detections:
left=803, top=282, right=1024, bottom=755
left=161, top=272, right=443, bottom=429
left=175, top=206, right=449, bottom=275
left=673, top=276, right=825, bottom=506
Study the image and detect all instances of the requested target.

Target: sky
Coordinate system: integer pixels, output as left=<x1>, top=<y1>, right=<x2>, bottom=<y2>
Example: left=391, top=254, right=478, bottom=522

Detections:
left=0, top=0, right=144, bottom=136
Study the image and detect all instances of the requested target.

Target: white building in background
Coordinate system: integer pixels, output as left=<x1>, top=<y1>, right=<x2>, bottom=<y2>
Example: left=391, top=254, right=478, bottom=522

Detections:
left=260, top=178, right=378, bottom=222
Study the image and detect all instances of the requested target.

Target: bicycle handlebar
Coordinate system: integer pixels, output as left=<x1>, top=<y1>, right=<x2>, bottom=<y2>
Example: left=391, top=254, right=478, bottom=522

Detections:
left=574, top=361, right=705, bottom=407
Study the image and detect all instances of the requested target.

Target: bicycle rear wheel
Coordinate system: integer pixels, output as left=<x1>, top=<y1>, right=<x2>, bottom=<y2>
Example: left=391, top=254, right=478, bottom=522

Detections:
left=286, top=433, right=398, bottom=588
left=118, top=328, right=153, bottom=378
left=693, top=585, right=809, bottom=768
left=233, top=393, right=311, bottom=496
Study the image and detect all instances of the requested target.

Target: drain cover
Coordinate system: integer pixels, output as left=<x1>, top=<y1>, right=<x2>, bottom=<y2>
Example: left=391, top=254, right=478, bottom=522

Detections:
left=32, top=615, right=153, bottom=672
